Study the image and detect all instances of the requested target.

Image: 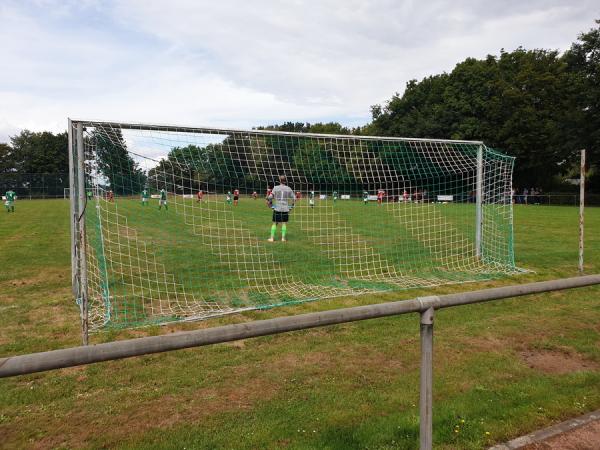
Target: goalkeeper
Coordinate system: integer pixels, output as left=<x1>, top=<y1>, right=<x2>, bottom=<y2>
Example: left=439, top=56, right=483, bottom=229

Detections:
left=268, top=175, right=295, bottom=242
left=4, top=190, right=16, bottom=213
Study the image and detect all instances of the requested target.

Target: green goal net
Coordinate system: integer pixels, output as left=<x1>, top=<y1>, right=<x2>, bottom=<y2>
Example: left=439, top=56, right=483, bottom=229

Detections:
left=68, top=120, right=521, bottom=332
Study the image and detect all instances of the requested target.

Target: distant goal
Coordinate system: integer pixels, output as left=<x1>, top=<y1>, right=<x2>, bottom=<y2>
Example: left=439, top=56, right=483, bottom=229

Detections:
left=68, top=119, right=521, bottom=339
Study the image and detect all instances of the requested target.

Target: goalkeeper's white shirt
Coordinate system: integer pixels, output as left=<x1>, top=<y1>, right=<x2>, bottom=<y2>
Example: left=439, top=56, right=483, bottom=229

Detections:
left=271, top=184, right=295, bottom=212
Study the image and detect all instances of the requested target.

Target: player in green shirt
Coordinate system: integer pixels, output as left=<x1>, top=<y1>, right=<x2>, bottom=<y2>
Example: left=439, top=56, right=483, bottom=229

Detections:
left=226, top=191, right=232, bottom=205
left=141, top=188, right=149, bottom=206
left=363, top=190, right=369, bottom=205
left=309, top=190, right=315, bottom=208
left=158, top=189, right=168, bottom=210
left=86, top=190, right=93, bottom=200
left=333, top=191, right=338, bottom=203
left=4, top=190, right=16, bottom=212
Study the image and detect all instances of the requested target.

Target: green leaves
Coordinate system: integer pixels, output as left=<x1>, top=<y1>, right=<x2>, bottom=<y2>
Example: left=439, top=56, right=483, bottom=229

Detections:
left=369, top=22, right=600, bottom=189
left=92, top=128, right=146, bottom=195
left=7, top=130, right=68, bottom=174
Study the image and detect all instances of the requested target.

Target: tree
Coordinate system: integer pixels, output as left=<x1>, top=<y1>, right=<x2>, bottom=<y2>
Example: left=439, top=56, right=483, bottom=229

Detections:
left=0, top=143, right=13, bottom=173
left=368, top=48, right=585, bottom=187
left=91, top=128, right=146, bottom=195
left=8, top=130, right=68, bottom=174
left=148, top=145, right=212, bottom=193
left=564, top=20, right=600, bottom=190
left=292, top=139, right=356, bottom=190
left=256, top=121, right=356, bottom=135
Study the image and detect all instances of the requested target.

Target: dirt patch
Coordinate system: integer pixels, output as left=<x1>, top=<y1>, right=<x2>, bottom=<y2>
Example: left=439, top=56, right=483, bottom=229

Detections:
left=1, top=268, right=69, bottom=290
left=226, top=339, right=246, bottom=349
left=263, top=348, right=407, bottom=378
left=520, top=349, right=598, bottom=375
left=461, top=335, right=513, bottom=353
left=29, top=373, right=279, bottom=449
left=25, top=295, right=75, bottom=329
left=13, top=348, right=412, bottom=449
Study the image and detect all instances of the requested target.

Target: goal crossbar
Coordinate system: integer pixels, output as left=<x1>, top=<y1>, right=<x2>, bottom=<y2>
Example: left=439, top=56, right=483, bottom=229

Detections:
left=69, top=118, right=485, bottom=144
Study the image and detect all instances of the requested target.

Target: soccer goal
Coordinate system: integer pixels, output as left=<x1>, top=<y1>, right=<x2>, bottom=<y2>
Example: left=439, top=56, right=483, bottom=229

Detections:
left=68, top=119, right=520, bottom=339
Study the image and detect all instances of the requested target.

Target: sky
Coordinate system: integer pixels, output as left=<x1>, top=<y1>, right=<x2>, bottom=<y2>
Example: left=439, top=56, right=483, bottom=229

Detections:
left=0, top=0, right=597, bottom=144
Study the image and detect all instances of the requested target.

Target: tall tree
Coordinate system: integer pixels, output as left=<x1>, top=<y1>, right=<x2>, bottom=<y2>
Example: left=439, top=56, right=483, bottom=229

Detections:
left=257, top=122, right=356, bottom=134
left=8, top=130, right=68, bottom=173
left=368, top=48, right=585, bottom=187
left=0, top=143, right=13, bottom=173
left=564, top=20, right=600, bottom=190
left=92, top=128, right=146, bottom=195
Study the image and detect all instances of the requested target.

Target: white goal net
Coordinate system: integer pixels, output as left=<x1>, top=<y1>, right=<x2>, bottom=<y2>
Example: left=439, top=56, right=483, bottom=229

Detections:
left=68, top=120, right=521, bottom=332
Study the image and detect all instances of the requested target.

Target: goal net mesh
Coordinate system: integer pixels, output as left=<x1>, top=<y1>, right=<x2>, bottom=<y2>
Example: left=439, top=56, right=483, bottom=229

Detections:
left=71, top=121, right=520, bottom=331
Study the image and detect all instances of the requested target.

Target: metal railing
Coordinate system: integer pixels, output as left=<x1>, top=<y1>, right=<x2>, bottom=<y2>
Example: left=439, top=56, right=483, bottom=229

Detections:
left=1, top=274, right=600, bottom=449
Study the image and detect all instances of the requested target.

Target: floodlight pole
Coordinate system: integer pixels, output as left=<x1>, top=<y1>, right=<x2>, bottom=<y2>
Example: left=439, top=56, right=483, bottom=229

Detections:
left=475, top=145, right=484, bottom=259
left=76, top=123, right=89, bottom=345
left=579, top=149, right=585, bottom=274
left=419, top=306, right=434, bottom=450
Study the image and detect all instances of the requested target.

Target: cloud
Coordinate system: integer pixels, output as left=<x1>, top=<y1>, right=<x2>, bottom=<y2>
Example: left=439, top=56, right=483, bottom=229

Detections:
left=0, top=0, right=597, bottom=142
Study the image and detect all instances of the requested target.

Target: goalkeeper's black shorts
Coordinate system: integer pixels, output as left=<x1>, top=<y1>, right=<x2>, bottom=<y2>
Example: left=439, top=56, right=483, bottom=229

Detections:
left=272, top=211, right=289, bottom=223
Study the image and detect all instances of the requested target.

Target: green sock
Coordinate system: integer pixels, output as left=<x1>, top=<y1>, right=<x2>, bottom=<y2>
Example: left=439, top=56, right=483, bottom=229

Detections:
left=282, top=224, right=287, bottom=239
left=270, top=224, right=276, bottom=239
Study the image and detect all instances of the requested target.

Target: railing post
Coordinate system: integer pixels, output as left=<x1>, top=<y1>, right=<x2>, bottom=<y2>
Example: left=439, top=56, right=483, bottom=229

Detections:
left=420, top=306, right=434, bottom=450
left=579, top=149, right=585, bottom=274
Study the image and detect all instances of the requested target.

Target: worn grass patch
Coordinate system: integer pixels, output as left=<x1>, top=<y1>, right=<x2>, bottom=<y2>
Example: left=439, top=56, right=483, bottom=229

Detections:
left=0, top=200, right=599, bottom=449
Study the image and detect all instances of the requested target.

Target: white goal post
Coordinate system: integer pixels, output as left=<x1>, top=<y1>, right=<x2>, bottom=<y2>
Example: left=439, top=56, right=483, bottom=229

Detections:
left=68, top=119, right=520, bottom=339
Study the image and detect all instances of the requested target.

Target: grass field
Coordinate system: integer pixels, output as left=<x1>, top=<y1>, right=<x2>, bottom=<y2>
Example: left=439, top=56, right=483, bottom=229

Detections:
left=84, top=196, right=516, bottom=330
left=0, top=199, right=599, bottom=449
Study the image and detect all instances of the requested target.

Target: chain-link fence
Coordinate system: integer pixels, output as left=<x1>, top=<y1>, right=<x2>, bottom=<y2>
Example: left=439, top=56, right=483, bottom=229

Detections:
left=1, top=172, right=599, bottom=205
left=513, top=193, right=600, bottom=206
left=0, top=173, right=69, bottom=199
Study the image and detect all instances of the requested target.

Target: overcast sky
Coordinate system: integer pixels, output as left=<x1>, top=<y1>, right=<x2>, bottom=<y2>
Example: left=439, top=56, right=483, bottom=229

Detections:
left=0, top=0, right=597, bottom=143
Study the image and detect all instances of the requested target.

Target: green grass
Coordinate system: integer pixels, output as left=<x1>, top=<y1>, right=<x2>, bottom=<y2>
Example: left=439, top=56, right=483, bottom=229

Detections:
left=85, top=197, right=514, bottom=329
left=0, top=199, right=599, bottom=449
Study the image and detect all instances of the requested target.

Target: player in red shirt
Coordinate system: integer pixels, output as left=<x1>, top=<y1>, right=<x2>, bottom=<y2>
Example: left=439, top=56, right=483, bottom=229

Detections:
left=107, top=190, right=114, bottom=202
left=197, top=190, right=204, bottom=202
left=403, top=189, right=409, bottom=203
left=252, top=191, right=258, bottom=200
left=266, top=186, right=273, bottom=207
left=377, top=189, right=385, bottom=205
left=233, top=189, right=240, bottom=206
left=295, top=191, right=302, bottom=199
